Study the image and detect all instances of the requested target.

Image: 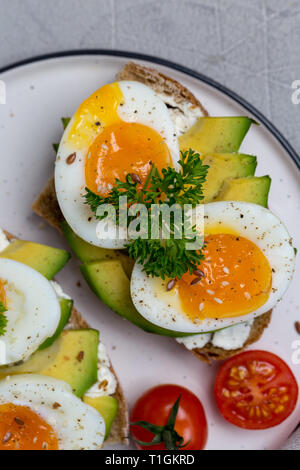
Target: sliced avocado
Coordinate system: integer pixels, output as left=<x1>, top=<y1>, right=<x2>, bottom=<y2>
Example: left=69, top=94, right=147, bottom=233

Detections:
left=179, top=117, right=255, bottom=154
left=62, top=221, right=135, bottom=278
left=39, top=297, right=73, bottom=350
left=0, top=240, right=70, bottom=279
left=118, top=253, right=135, bottom=279
left=61, top=221, right=118, bottom=263
left=0, top=330, right=99, bottom=397
left=215, top=176, right=271, bottom=207
left=81, top=259, right=190, bottom=337
left=83, top=395, right=118, bottom=439
left=202, top=153, right=257, bottom=202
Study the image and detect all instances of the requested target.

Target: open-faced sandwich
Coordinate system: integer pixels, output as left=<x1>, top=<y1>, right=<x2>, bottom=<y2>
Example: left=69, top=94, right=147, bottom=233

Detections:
left=0, top=228, right=128, bottom=450
left=33, top=62, right=296, bottom=363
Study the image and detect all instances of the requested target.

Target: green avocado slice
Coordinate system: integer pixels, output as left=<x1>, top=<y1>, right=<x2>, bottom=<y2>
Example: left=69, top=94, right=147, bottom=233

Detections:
left=39, top=297, right=73, bottom=350
left=201, top=153, right=257, bottom=202
left=215, top=175, right=271, bottom=207
left=179, top=116, right=255, bottom=154
left=83, top=395, right=118, bottom=440
left=0, top=240, right=70, bottom=279
left=0, top=329, right=99, bottom=398
left=81, top=259, right=192, bottom=337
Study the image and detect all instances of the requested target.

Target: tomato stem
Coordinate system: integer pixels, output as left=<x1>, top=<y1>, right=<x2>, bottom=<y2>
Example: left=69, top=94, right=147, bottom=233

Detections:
left=131, top=394, right=191, bottom=450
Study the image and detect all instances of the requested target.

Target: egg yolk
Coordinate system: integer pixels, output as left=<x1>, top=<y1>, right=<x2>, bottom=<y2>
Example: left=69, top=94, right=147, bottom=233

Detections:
left=0, top=279, right=7, bottom=308
left=66, top=82, right=172, bottom=197
left=85, top=121, right=172, bottom=196
left=177, top=234, right=272, bottom=320
left=0, top=403, right=59, bottom=450
left=67, top=83, right=125, bottom=151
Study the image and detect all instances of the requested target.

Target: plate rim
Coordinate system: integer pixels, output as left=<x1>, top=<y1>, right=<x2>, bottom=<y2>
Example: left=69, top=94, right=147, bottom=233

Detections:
left=1, top=48, right=299, bottom=172
left=0, top=48, right=299, bottom=448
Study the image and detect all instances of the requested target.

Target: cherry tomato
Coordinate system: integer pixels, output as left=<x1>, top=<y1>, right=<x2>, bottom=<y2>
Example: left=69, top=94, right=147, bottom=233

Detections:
left=215, top=350, right=298, bottom=430
left=130, top=384, right=207, bottom=450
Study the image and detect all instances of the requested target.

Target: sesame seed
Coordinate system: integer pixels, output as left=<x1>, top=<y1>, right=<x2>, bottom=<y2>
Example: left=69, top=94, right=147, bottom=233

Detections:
left=223, top=267, right=230, bottom=274
left=206, top=289, right=215, bottom=295
left=244, top=292, right=251, bottom=300
left=199, top=303, right=204, bottom=312
left=214, top=297, right=223, bottom=304
left=221, top=281, right=229, bottom=286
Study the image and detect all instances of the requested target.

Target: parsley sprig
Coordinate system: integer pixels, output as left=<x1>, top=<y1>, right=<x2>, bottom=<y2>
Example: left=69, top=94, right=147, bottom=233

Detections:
left=53, top=117, right=71, bottom=153
left=84, top=149, right=209, bottom=280
left=0, top=302, right=8, bottom=336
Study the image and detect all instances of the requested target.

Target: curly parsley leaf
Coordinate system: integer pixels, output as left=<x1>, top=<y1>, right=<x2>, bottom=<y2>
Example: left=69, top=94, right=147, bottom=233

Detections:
left=53, top=117, right=71, bottom=154
left=84, top=149, right=209, bottom=280
left=61, top=117, right=71, bottom=130
left=0, top=302, right=8, bottom=336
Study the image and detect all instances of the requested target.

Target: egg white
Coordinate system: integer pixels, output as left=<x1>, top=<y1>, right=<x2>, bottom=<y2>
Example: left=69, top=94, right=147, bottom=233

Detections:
left=130, top=202, right=296, bottom=333
left=0, top=258, right=61, bottom=364
left=0, top=375, right=105, bottom=450
left=55, top=80, right=180, bottom=249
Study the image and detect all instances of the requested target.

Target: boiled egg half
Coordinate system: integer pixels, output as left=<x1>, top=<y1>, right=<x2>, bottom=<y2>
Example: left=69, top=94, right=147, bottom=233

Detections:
left=55, top=81, right=180, bottom=249
left=0, top=258, right=61, bottom=364
left=131, top=202, right=296, bottom=333
left=0, top=375, right=105, bottom=450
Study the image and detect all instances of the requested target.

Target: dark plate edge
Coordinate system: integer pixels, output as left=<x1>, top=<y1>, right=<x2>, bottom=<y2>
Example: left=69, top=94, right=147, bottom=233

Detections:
left=0, top=48, right=299, bottom=170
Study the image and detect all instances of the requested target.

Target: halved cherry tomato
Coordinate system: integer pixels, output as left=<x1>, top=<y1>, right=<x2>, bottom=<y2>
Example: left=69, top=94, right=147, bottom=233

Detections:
left=215, top=350, right=298, bottom=430
left=130, top=384, right=208, bottom=450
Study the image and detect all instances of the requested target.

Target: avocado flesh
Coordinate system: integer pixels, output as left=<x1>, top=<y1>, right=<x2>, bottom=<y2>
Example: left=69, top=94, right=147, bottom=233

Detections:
left=61, top=221, right=118, bottom=263
left=81, top=259, right=191, bottom=337
left=62, top=221, right=135, bottom=278
left=0, top=330, right=99, bottom=398
left=0, top=240, right=70, bottom=280
left=201, top=153, right=257, bottom=202
left=39, top=297, right=73, bottom=350
left=179, top=117, right=254, bottom=154
left=83, top=395, right=118, bottom=439
left=215, top=176, right=271, bottom=207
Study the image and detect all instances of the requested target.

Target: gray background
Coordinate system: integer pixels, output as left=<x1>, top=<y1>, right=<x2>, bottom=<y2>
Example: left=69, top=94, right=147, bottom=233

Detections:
left=0, top=0, right=300, bottom=154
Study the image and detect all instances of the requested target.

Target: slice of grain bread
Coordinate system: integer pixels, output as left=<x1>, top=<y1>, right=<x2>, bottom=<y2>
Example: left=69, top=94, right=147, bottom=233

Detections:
left=189, top=311, right=272, bottom=364
left=32, top=62, right=272, bottom=362
left=117, top=61, right=208, bottom=135
left=3, top=230, right=129, bottom=447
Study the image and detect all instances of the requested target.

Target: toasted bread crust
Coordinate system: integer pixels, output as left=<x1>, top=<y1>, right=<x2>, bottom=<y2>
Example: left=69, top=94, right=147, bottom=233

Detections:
left=32, top=62, right=271, bottom=363
left=117, top=61, right=208, bottom=115
left=32, top=177, right=63, bottom=233
left=190, top=311, right=272, bottom=364
left=3, top=231, right=129, bottom=446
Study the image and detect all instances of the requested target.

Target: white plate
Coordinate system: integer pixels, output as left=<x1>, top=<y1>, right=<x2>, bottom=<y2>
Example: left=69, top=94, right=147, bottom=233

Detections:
left=0, top=52, right=299, bottom=451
